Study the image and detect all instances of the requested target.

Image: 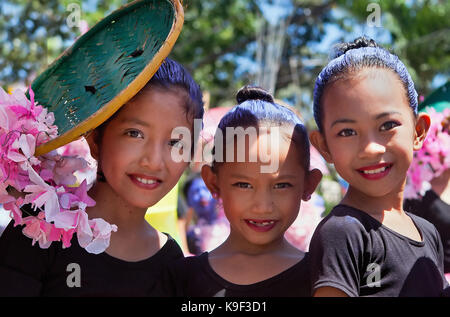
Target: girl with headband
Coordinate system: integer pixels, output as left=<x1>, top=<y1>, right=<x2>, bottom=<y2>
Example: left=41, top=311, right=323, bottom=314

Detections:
left=308, top=37, right=448, bottom=296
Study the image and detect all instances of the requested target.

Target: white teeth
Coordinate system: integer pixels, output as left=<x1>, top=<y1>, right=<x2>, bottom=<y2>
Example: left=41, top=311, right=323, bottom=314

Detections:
left=362, top=166, right=387, bottom=174
left=248, top=220, right=275, bottom=226
left=136, top=177, right=157, bottom=185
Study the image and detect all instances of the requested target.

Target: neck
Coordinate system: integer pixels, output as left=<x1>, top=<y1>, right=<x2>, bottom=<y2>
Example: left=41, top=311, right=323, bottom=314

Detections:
left=216, top=233, right=296, bottom=257
left=86, top=181, right=149, bottom=232
left=341, top=184, right=405, bottom=216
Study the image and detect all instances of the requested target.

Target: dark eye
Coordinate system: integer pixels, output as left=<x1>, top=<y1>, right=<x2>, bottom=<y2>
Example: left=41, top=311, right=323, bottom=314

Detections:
left=125, top=130, right=143, bottom=138
left=233, top=182, right=252, bottom=189
left=169, top=139, right=183, bottom=149
left=274, top=183, right=292, bottom=189
left=380, top=121, right=400, bottom=131
left=337, top=129, right=356, bottom=137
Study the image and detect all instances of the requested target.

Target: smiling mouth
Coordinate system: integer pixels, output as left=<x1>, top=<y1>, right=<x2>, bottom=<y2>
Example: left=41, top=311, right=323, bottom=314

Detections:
left=360, top=166, right=389, bottom=174
left=357, top=163, right=393, bottom=179
left=245, top=219, right=278, bottom=232
left=129, top=174, right=162, bottom=188
left=135, top=176, right=159, bottom=185
left=247, top=220, right=276, bottom=227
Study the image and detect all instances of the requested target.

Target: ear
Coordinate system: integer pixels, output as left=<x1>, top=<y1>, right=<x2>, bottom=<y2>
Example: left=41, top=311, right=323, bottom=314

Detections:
left=302, top=168, right=322, bottom=201
left=85, top=130, right=100, bottom=161
left=309, top=130, right=333, bottom=164
left=413, top=113, right=431, bottom=151
left=201, top=164, right=220, bottom=197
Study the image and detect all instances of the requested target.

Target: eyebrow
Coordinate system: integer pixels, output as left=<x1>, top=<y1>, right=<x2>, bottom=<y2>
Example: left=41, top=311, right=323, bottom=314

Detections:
left=330, top=111, right=403, bottom=128
left=375, top=111, right=402, bottom=119
left=229, top=173, right=254, bottom=180
left=119, top=117, right=149, bottom=127
left=330, top=118, right=356, bottom=128
left=229, top=173, right=298, bottom=180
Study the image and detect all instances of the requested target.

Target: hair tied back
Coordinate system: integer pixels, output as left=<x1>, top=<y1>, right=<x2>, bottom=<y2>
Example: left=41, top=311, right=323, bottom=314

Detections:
left=331, top=36, right=378, bottom=59
left=236, top=85, right=274, bottom=104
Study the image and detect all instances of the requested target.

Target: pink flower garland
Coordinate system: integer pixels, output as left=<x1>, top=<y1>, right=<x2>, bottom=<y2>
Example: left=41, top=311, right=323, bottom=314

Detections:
left=405, top=108, right=450, bottom=199
left=0, top=87, right=117, bottom=254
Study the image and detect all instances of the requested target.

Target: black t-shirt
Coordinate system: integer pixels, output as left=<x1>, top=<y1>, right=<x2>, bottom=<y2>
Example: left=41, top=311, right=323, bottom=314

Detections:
left=0, top=221, right=184, bottom=296
left=161, top=251, right=311, bottom=297
left=404, top=190, right=450, bottom=273
left=309, top=204, right=448, bottom=297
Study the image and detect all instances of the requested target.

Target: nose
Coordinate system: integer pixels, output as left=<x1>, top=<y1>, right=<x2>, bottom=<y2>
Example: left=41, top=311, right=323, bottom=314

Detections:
left=358, top=133, right=386, bottom=159
left=251, top=188, right=274, bottom=215
left=138, top=141, right=164, bottom=171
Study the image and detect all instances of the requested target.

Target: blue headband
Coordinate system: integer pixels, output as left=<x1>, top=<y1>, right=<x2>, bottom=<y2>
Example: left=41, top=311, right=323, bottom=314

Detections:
left=313, top=46, right=418, bottom=131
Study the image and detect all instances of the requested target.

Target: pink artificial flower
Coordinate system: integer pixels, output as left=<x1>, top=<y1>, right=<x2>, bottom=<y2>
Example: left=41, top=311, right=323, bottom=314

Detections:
left=61, top=228, right=76, bottom=248
left=23, top=163, right=60, bottom=224
left=0, top=87, right=115, bottom=254
left=22, top=212, right=53, bottom=248
left=76, top=210, right=117, bottom=254
left=85, top=218, right=118, bottom=254
left=8, top=133, right=40, bottom=166
left=72, top=179, right=96, bottom=208
left=2, top=197, right=24, bottom=226
left=52, top=155, right=88, bottom=186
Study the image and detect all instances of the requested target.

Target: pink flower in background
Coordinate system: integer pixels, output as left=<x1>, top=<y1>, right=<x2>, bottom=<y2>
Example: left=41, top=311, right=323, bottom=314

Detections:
left=285, top=193, right=325, bottom=252
left=405, top=108, right=450, bottom=199
left=195, top=217, right=230, bottom=253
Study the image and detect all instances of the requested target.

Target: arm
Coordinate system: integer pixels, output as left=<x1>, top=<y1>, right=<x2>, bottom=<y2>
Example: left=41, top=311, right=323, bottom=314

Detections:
left=309, top=213, right=366, bottom=297
left=314, top=286, right=349, bottom=297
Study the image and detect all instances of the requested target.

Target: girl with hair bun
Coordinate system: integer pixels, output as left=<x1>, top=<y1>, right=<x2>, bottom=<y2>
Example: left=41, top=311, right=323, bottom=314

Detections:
left=162, top=86, right=322, bottom=296
left=309, top=36, right=448, bottom=296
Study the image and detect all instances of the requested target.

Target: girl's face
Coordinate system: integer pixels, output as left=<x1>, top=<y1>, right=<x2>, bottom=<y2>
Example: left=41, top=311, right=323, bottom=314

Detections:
left=311, top=68, right=429, bottom=200
left=202, top=128, right=321, bottom=250
left=93, top=88, right=191, bottom=209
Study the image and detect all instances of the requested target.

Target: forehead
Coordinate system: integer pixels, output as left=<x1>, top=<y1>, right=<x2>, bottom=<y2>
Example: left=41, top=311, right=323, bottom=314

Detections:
left=111, top=87, right=191, bottom=126
left=219, top=128, right=305, bottom=174
left=322, top=68, right=412, bottom=123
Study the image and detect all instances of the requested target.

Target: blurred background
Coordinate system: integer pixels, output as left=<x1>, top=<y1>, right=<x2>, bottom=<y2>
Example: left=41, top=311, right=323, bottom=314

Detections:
left=0, top=0, right=449, bottom=254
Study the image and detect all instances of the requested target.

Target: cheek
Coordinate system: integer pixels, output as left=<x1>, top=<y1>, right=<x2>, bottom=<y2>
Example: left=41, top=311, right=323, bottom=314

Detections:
left=221, top=192, right=243, bottom=218
left=166, top=160, right=188, bottom=181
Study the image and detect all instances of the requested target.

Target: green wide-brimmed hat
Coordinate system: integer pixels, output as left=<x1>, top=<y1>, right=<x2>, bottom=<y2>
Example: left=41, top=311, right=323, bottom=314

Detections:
left=31, top=0, right=184, bottom=156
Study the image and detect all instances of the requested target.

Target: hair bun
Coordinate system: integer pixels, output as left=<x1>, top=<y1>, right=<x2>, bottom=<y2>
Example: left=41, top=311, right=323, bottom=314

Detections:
left=331, top=36, right=378, bottom=59
left=236, top=85, right=274, bottom=104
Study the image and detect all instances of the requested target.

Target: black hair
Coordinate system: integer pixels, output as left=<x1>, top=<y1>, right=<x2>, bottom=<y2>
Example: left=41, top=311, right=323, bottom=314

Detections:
left=313, top=36, right=418, bottom=132
left=211, top=85, right=310, bottom=172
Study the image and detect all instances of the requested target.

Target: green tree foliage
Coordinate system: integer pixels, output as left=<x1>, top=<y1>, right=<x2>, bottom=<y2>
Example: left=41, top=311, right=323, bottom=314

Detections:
left=337, top=0, right=450, bottom=96
left=1, top=0, right=448, bottom=104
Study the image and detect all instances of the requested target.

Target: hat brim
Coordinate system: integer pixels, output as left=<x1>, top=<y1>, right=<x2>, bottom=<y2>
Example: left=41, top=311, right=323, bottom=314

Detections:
left=32, top=0, right=184, bottom=156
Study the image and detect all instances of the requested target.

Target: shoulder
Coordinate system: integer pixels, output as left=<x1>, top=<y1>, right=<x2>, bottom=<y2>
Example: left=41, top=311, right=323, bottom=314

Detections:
left=312, top=205, right=374, bottom=241
left=152, top=233, right=184, bottom=264
left=169, top=252, right=208, bottom=272
left=408, top=212, right=441, bottom=244
left=165, top=252, right=209, bottom=287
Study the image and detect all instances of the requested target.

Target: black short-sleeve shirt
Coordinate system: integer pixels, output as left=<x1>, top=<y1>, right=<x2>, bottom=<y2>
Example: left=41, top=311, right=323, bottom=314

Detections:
left=309, top=204, right=448, bottom=297
left=162, top=252, right=311, bottom=297
left=0, top=221, right=184, bottom=296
